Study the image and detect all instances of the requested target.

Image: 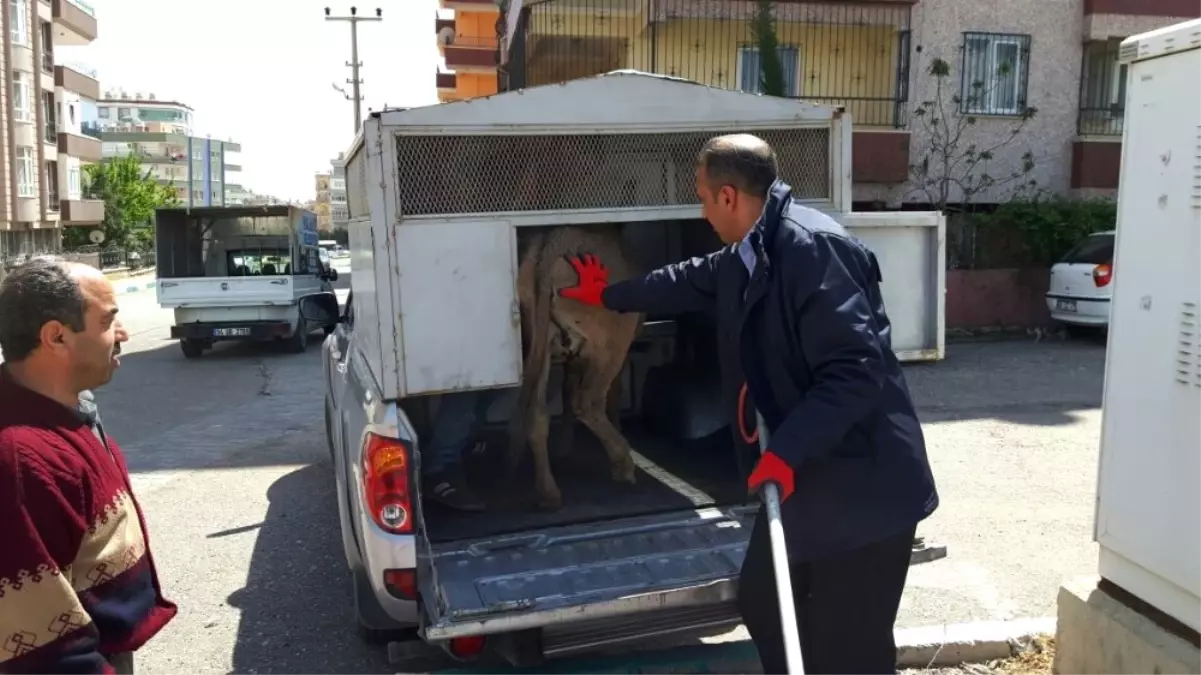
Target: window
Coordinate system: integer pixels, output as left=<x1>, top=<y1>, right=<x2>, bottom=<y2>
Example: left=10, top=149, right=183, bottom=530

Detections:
left=45, top=161, right=59, bottom=209
left=16, top=147, right=35, bottom=198
left=68, top=165, right=81, bottom=200
left=11, top=72, right=30, bottom=123
left=9, top=0, right=28, bottom=46
left=1079, top=40, right=1126, bottom=135
left=1060, top=233, right=1114, bottom=265
left=98, top=107, right=110, bottom=119
left=117, top=107, right=132, bottom=120
left=960, top=32, right=1031, bottom=116
left=736, top=45, right=801, bottom=97
left=41, top=91, right=56, bottom=143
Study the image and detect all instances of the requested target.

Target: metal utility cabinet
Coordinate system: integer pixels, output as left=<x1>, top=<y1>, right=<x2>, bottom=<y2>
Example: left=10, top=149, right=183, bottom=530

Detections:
left=343, top=71, right=945, bottom=401
left=1094, top=19, right=1201, bottom=634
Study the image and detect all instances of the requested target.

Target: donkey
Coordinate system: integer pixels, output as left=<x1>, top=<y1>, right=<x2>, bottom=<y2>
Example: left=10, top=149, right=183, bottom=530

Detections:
left=509, top=225, right=644, bottom=510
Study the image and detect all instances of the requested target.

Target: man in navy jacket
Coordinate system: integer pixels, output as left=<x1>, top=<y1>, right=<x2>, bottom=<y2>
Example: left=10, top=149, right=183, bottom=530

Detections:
left=559, top=134, right=939, bottom=674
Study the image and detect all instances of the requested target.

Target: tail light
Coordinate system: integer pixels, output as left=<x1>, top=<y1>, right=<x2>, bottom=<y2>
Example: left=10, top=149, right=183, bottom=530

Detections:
left=383, top=568, right=417, bottom=600
left=447, top=635, right=488, bottom=660
left=1093, top=262, right=1113, bottom=288
left=362, top=433, right=413, bottom=534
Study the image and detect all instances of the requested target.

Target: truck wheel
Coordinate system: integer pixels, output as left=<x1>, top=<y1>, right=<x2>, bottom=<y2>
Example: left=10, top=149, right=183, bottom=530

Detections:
left=180, top=339, right=204, bottom=359
left=285, top=322, right=309, bottom=353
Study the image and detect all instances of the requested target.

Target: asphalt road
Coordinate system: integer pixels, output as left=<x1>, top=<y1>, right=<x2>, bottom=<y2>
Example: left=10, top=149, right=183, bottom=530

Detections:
left=94, top=275, right=1107, bottom=674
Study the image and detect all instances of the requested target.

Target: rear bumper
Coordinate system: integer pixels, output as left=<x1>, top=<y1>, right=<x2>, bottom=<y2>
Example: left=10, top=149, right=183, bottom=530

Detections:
left=171, top=320, right=294, bottom=341
left=1045, top=293, right=1111, bottom=327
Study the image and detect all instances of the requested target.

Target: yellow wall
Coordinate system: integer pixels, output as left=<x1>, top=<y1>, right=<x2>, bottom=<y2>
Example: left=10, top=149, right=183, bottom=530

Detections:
left=524, top=11, right=903, bottom=126
left=455, top=8, right=498, bottom=39
left=457, top=72, right=498, bottom=97
left=446, top=8, right=500, bottom=100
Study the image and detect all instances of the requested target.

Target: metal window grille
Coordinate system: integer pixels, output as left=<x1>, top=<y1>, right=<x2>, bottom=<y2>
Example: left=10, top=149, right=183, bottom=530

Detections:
left=1078, top=39, right=1126, bottom=136
left=506, top=0, right=913, bottom=128
left=393, top=128, right=830, bottom=217
left=959, top=32, right=1032, bottom=117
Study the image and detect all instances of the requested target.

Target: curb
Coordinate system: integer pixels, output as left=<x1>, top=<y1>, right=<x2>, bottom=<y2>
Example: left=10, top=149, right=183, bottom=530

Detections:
left=896, top=616, right=1057, bottom=667
left=425, top=617, right=1056, bottom=673
left=118, top=280, right=157, bottom=295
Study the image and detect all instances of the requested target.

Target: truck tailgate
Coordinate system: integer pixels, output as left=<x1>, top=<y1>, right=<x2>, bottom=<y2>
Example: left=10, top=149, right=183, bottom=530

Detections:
left=157, top=276, right=295, bottom=307
left=420, top=505, right=755, bottom=641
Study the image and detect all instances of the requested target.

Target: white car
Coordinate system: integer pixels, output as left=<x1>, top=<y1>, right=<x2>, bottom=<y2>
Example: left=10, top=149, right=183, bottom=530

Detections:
left=1046, top=230, right=1114, bottom=335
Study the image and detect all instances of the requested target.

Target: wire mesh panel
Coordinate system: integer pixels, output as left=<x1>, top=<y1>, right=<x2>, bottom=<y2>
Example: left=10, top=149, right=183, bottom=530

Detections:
left=393, top=128, right=830, bottom=217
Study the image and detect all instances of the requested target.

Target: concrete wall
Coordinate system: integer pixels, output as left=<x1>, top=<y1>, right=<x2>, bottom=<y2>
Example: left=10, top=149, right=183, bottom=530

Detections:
left=906, top=0, right=1084, bottom=204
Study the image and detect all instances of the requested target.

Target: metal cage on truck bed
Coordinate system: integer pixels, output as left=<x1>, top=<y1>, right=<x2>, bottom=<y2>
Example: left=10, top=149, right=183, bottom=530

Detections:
left=344, top=70, right=943, bottom=402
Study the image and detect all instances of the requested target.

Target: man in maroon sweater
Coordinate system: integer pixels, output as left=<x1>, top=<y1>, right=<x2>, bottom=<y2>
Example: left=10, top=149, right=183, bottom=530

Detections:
left=0, top=260, right=176, bottom=674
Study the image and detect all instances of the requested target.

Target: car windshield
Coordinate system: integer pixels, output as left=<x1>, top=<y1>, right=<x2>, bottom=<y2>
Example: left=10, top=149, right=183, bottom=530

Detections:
left=1060, top=233, right=1114, bottom=265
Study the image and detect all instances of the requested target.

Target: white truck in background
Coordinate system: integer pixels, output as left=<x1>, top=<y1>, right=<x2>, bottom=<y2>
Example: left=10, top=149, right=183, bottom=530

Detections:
left=309, top=71, right=947, bottom=668
left=154, top=205, right=340, bottom=358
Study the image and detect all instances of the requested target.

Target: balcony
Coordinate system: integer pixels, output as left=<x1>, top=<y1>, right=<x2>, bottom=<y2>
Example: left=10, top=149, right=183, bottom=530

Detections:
left=52, top=0, right=97, bottom=45
left=1073, top=39, right=1125, bottom=191
left=54, top=64, right=100, bottom=100
left=58, top=130, right=102, bottom=162
left=505, top=0, right=913, bottom=129
left=444, top=35, right=500, bottom=71
left=436, top=71, right=458, bottom=89
left=436, top=16, right=455, bottom=35
left=60, top=198, right=104, bottom=225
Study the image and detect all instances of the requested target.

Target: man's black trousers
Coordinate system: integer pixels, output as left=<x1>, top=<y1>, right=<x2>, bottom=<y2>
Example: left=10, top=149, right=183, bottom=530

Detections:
left=737, top=511, right=916, bottom=674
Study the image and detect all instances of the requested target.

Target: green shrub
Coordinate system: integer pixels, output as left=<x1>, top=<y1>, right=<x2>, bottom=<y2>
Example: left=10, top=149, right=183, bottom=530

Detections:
left=974, top=194, right=1117, bottom=266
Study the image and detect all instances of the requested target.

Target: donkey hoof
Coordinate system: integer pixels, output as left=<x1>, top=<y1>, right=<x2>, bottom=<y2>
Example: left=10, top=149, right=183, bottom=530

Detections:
left=611, top=456, right=637, bottom=484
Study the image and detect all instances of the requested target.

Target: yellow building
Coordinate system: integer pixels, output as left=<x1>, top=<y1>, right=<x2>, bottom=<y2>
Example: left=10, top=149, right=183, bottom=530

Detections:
left=313, top=172, right=333, bottom=231
left=436, top=0, right=502, bottom=103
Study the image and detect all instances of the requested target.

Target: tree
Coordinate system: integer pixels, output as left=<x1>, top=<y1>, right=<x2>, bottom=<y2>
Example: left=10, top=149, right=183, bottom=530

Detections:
left=65, top=154, right=179, bottom=250
left=750, top=0, right=786, bottom=97
left=908, top=57, right=1038, bottom=214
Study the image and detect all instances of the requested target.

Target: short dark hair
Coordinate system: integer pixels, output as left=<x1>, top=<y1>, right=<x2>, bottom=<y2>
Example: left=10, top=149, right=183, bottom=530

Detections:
left=696, top=134, right=779, bottom=198
left=0, top=260, right=87, bottom=362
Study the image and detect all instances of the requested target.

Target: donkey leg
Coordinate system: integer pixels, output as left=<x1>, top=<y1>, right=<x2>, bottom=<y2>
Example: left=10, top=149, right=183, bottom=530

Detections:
left=572, top=351, right=637, bottom=485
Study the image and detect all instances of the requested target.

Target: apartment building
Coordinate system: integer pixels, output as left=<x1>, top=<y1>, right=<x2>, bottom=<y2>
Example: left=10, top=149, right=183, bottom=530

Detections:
left=97, top=95, right=243, bottom=209
left=436, top=0, right=502, bottom=102
left=439, top=0, right=1196, bottom=206
left=97, top=92, right=193, bottom=134
left=0, top=0, right=100, bottom=266
left=314, top=171, right=332, bottom=230
left=330, top=153, right=348, bottom=230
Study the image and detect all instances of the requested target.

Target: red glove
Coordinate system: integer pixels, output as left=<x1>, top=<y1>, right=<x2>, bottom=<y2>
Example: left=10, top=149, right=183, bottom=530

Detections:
left=558, top=254, right=608, bottom=307
left=748, top=451, right=795, bottom=502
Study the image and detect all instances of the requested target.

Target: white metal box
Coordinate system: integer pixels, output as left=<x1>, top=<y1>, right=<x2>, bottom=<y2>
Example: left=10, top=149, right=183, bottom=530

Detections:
left=345, top=71, right=945, bottom=400
left=1095, top=18, right=1201, bottom=633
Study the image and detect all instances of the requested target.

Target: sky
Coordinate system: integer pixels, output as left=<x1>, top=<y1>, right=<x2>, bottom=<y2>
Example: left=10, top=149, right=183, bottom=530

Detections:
left=57, top=0, right=443, bottom=203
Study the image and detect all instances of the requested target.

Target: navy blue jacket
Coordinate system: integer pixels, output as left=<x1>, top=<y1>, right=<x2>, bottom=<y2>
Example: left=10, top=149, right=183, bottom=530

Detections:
left=603, top=180, right=939, bottom=561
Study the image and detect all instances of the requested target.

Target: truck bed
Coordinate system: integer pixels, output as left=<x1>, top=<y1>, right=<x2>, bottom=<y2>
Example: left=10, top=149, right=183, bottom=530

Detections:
left=423, top=422, right=747, bottom=543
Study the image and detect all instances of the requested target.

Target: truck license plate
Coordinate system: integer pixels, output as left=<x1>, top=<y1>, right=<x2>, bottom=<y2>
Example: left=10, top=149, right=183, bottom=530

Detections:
left=213, top=327, right=251, bottom=337
left=1056, top=299, right=1077, bottom=313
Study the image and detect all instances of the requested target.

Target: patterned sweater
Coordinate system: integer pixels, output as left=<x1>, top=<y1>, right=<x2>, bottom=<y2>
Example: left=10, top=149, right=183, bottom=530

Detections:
left=0, top=372, right=176, bottom=673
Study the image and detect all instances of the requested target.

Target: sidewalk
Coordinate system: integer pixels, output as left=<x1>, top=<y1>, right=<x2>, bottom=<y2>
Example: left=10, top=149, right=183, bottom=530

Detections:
left=109, top=269, right=157, bottom=295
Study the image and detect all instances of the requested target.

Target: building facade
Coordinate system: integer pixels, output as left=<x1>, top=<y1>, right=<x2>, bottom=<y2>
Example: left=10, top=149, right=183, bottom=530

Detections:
left=436, top=0, right=502, bottom=103
left=100, top=129, right=242, bottom=208
left=96, top=92, right=192, bottom=135
left=313, top=171, right=332, bottom=230
left=0, top=0, right=101, bottom=268
left=442, top=0, right=1196, bottom=206
left=330, top=153, right=348, bottom=230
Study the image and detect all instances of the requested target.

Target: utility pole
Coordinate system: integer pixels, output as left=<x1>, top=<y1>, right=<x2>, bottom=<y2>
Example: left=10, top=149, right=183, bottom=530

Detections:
left=325, top=6, right=382, bottom=134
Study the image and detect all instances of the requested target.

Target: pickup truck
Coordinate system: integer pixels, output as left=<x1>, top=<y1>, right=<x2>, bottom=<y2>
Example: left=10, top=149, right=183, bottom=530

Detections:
left=155, top=205, right=340, bottom=358
left=309, top=71, right=947, bottom=667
